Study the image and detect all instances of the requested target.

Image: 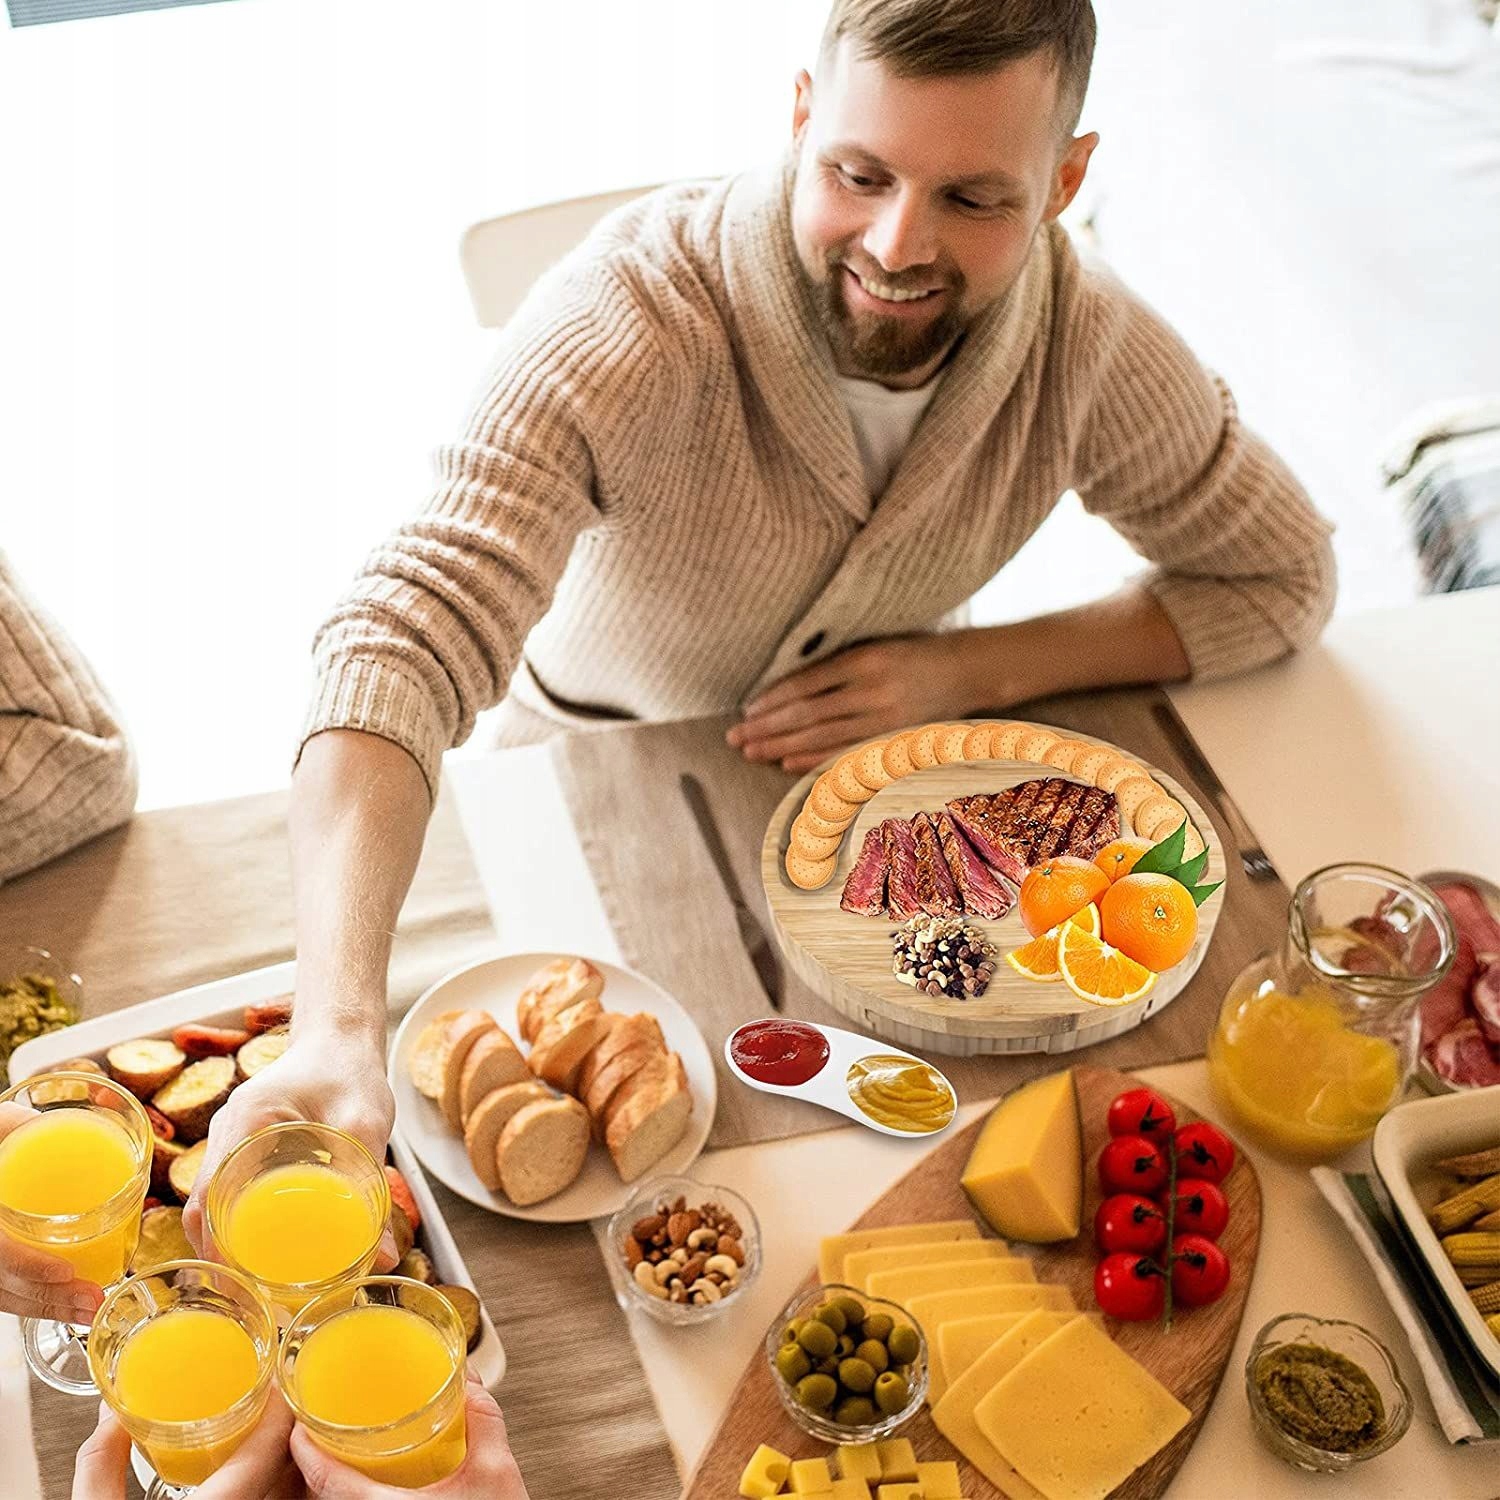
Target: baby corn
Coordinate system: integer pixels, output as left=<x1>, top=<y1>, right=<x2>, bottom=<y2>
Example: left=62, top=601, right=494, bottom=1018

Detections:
left=1429, top=1175, right=1500, bottom=1234
left=1470, top=1280, right=1500, bottom=1316
left=1441, top=1232, right=1500, bottom=1268
left=1433, top=1146, right=1500, bottom=1179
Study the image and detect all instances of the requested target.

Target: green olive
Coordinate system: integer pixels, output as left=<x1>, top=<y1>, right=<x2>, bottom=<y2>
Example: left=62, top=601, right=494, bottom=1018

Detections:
left=887, top=1324, right=920, bottom=1365
left=796, top=1320, right=837, bottom=1360
left=838, top=1356, right=876, bottom=1394
left=854, top=1338, right=889, bottom=1373
left=813, top=1302, right=847, bottom=1335
left=874, top=1371, right=910, bottom=1415
left=862, top=1312, right=894, bottom=1343
left=831, top=1295, right=866, bottom=1329
left=782, top=1319, right=803, bottom=1345
left=834, top=1395, right=877, bottom=1426
left=795, top=1373, right=838, bottom=1411
left=835, top=1333, right=855, bottom=1358
left=774, top=1344, right=811, bottom=1384
left=816, top=1355, right=840, bottom=1377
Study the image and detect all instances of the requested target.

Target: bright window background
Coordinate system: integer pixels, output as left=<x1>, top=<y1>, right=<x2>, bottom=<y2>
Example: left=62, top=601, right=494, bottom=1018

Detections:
left=3, top=0, right=1496, bottom=808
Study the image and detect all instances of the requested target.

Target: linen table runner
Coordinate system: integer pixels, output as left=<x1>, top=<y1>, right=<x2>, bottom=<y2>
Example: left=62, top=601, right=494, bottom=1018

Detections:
left=553, top=691, right=1292, bottom=1151
left=2, top=789, right=680, bottom=1500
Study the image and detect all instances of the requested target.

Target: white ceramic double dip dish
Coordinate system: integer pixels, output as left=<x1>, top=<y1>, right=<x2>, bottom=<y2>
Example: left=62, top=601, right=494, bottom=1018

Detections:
left=723, top=1018, right=956, bottom=1138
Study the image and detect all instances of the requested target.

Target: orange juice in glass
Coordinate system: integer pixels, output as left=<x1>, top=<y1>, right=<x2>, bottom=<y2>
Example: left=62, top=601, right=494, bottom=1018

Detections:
left=204, top=1121, right=390, bottom=1316
left=0, top=1072, right=152, bottom=1394
left=280, top=1277, right=467, bottom=1488
left=89, top=1260, right=276, bottom=1496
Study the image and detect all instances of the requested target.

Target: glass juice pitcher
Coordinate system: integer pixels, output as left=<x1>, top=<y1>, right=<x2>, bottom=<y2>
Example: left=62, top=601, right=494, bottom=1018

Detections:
left=1208, top=864, right=1456, bottom=1163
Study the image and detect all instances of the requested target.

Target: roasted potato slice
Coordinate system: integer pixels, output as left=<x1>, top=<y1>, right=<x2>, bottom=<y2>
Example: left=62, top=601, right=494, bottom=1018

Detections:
left=167, top=1139, right=209, bottom=1202
left=130, top=1205, right=194, bottom=1272
left=390, top=1202, right=415, bottom=1262
left=236, top=1029, right=289, bottom=1082
left=395, top=1248, right=437, bottom=1285
left=151, top=1134, right=186, bottom=1199
left=435, top=1284, right=483, bottom=1352
left=107, top=1038, right=186, bottom=1100
left=151, top=1056, right=235, bottom=1142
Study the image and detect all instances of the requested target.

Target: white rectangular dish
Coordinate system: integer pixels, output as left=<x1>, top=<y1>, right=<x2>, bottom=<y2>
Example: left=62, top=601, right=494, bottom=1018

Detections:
left=1372, top=1084, right=1500, bottom=1383
left=8, top=959, right=505, bottom=1387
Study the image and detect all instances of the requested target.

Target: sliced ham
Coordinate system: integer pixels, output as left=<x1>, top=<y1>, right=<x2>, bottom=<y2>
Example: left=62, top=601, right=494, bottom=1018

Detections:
left=1427, top=1019, right=1500, bottom=1089
left=1421, top=932, right=1477, bottom=1051
left=1472, top=955, right=1500, bottom=1046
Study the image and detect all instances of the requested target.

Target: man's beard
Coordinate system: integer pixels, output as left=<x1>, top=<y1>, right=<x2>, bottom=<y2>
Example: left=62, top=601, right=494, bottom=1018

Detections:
left=808, top=252, right=968, bottom=382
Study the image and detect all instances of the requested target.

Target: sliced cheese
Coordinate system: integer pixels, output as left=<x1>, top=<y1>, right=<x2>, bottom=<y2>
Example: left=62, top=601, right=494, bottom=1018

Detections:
left=960, top=1071, right=1082, bottom=1243
left=867, top=1258, right=1037, bottom=1305
left=843, top=1238, right=1020, bottom=1293
left=819, top=1221, right=979, bottom=1287
left=934, top=1312, right=1029, bottom=1401
left=974, top=1317, right=1191, bottom=1500
left=906, top=1282, right=1074, bottom=1341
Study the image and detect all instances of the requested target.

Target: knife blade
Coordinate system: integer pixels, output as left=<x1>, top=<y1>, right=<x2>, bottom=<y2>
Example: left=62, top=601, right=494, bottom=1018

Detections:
left=679, top=772, right=785, bottom=1012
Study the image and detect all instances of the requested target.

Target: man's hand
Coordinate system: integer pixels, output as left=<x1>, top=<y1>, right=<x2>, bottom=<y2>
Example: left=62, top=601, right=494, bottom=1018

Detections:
left=728, top=634, right=972, bottom=772
left=73, top=1392, right=302, bottom=1500
left=289, top=1374, right=531, bottom=1499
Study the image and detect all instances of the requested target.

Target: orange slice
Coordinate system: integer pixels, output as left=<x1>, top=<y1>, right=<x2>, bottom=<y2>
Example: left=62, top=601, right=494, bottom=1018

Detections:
left=1005, top=904, right=1100, bottom=982
left=1057, top=923, right=1157, bottom=1007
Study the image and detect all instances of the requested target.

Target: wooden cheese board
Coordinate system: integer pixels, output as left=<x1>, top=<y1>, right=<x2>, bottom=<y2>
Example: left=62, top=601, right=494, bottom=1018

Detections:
left=761, top=722, right=1226, bottom=1056
left=683, top=1064, right=1261, bottom=1500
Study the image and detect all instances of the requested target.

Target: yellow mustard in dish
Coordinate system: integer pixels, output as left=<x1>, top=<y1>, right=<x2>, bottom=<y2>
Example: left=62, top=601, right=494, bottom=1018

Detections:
left=845, top=1055, right=955, bottom=1134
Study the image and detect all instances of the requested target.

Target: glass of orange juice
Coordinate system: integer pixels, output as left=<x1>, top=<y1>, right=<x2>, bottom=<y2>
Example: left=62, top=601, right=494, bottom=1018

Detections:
left=204, top=1121, right=390, bottom=1318
left=0, top=1071, right=153, bottom=1393
left=88, top=1259, right=277, bottom=1498
left=279, top=1276, right=468, bottom=1488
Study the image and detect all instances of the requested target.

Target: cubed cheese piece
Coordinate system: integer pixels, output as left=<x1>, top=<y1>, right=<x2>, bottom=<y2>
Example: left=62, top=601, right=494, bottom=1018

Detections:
left=974, top=1317, right=1191, bottom=1500
left=874, top=1439, right=918, bottom=1482
left=820, top=1221, right=980, bottom=1286
left=830, top=1481, right=872, bottom=1500
left=915, top=1461, right=962, bottom=1499
left=866, top=1258, right=1038, bottom=1304
left=843, top=1239, right=1020, bottom=1293
left=790, top=1458, right=834, bottom=1493
left=960, top=1072, right=1081, bottom=1242
left=835, top=1444, right=883, bottom=1483
left=907, top=1283, right=1073, bottom=1341
left=739, top=1444, right=791, bottom=1498
left=876, top=1486, right=923, bottom=1500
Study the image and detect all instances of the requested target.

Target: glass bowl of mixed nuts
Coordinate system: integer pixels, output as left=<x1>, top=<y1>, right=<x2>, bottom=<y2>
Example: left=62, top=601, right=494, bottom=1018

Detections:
left=605, top=1175, right=760, bottom=1326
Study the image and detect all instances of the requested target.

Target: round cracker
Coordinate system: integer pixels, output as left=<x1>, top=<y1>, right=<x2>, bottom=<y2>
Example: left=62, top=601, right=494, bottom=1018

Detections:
left=809, top=776, right=860, bottom=825
left=831, top=756, right=878, bottom=804
left=990, top=722, right=1028, bottom=759
left=785, top=848, right=836, bottom=890
left=1182, top=822, right=1207, bottom=860
left=961, top=724, right=996, bottom=760
left=1114, top=776, right=1161, bottom=825
left=1042, top=737, right=1091, bottom=773
left=799, top=803, right=852, bottom=839
left=1069, top=744, right=1115, bottom=785
left=1134, top=794, right=1180, bottom=838
left=881, top=732, right=916, bottom=779
left=908, top=723, right=947, bottom=770
left=791, top=816, right=844, bottom=861
left=935, top=725, right=972, bottom=764
left=1096, top=756, right=1149, bottom=794
left=1017, top=728, right=1061, bottom=763
left=853, top=741, right=894, bottom=792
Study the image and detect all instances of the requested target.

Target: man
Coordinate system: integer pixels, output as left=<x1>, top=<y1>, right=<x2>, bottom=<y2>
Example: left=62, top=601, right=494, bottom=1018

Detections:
left=185, top=0, right=1334, bottom=1235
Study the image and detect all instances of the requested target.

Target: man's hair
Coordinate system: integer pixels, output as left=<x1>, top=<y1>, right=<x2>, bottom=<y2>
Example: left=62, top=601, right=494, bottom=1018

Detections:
left=819, top=0, right=1097, bottom=138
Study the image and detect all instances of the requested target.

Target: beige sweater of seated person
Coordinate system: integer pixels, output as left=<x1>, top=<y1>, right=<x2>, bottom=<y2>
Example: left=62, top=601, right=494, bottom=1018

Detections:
left=0, top=553, right=137, bottom=882
left=304, top=163, right=1336, bottom=798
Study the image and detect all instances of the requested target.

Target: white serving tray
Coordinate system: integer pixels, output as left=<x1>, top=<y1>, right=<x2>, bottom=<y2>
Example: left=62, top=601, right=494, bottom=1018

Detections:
left=8, top=960, right=505, bottom=1388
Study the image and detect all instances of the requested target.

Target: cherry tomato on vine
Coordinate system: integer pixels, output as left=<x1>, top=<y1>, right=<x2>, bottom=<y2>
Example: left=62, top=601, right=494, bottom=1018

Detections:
left=1094, top=1194, right=1168, bottom=1255
left=1098, top=1134, right=1169, bottom=1196
left=1094, top=1253, right=1166, bottom=1321
left=1106, top=1087, right=1177, bottom=1141
left=1164, top=1179, right=1230, bottom=1240
left=1175, top=1121, right=1236, bottom=1184
left=1170, top=1233, right=1231, bottom=1307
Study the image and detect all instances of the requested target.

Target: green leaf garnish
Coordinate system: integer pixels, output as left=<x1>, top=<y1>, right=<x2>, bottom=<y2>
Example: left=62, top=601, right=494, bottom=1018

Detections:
left=1175, top=849, right=1209, bottom=887
left=1182, top=879, right=1224, bottom=907
left=1130, top=820, right=1186, bottom=875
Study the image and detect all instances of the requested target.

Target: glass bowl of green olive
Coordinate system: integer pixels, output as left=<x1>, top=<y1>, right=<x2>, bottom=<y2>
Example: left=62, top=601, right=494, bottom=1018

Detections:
left=765, top=1284, right=928, bottom=1443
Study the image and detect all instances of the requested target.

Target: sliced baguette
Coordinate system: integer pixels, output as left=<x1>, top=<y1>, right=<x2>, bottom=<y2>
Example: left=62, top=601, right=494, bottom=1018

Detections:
left=408, top=1010, right=461, bottom=1101
left=526, top=999, right=611, bottom=1091
left=516, top=958, right=605, bottom=1044
left=581, top=1041, right=665, bottom=1136
left=496, top=1097, right=591, bottom=1206
left=574, top=1012, right=665, bottom=1100
left=458, top=1028, right=529, bottom=1126
left=462, top=1081, right=552, bottom=1191
left=440, top=1011, right=499, bottom=1130
left=604, top=1052, right=692, bottom=1183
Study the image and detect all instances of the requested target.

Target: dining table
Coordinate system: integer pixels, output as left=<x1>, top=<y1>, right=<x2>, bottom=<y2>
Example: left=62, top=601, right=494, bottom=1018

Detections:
left=3, top=583, right=1497, bottom=1500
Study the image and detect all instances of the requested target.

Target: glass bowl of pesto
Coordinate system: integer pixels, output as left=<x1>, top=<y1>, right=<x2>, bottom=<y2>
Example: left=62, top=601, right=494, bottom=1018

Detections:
left=0, top=945, right=84, bottom=1089
left=1245, top=1313, right=1412, bottom=1472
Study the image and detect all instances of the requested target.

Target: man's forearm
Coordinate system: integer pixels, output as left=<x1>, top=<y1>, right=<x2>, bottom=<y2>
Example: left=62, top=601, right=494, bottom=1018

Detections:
left=962, top=583, right=1191, bottom=710
left=288, top=729, right=433, bottom=1051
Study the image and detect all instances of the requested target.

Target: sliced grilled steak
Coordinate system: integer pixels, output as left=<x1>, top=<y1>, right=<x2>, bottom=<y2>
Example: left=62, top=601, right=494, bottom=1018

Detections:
left=947, top=778, right=1121, bottom=885
left=911, top=811, right=962, bottom=917
left=882, top=818, right=922, bottom=920
left=937, top=812, right=1014, bottom=919
left=839, top=824, right=890, bottom=917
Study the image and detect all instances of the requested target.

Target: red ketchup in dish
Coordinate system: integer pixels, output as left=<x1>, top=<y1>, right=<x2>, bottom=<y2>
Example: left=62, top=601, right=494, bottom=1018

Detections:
left=729, top=1020, right=830, bottom=1086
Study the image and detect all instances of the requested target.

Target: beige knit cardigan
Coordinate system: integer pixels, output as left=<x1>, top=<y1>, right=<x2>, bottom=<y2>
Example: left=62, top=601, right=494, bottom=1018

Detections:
left=305, top=163, right=1336, bottom=798
left=0, top=553, right=137, bottom=882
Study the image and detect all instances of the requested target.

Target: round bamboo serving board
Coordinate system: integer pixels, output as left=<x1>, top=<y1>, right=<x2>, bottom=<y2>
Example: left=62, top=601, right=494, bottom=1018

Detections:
left=761, top=721, right=1226, bottom=1056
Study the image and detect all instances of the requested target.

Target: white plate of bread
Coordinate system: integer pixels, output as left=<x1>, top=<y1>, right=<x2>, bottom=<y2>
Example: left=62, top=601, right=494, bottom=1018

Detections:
left=390, top=952, right=716, bottom=1222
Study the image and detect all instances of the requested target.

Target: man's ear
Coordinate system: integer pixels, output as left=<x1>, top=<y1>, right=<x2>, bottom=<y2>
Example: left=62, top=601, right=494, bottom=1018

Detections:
left=1043, top=131, right=1099, bottom=222
left=792, top=68, right=814, bottom=143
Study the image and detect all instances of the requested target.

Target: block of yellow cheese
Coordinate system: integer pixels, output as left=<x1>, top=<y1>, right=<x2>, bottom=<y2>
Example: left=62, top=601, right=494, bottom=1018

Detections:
left=960, top=1072, right=1081, bottom=1243
left=907, top=1282, right=1073, bottom=1342
left=835, top=1445, right=883, bottom=1484
left=738, top=1443, right=791, bottom=1499
left=866, top=1258, right=1038, bottom=1305
left=933, top=1313, right=1028, bottom=1404
left=874, top=1438, right=917, bottom=1482
left=974, top=1317, right=1192, bottom=1500
left=876, top=1487, right=923, bottom=1500
left=915, top=1460, right=962, bottom=1498
left=830, top=1481, right=872, bottom=1500
left=843, top=1238, right=1020, bottom=1293
left=790, top=1457, right=834, bottom=1493
left=819, top=1221, right=979, bottom=1286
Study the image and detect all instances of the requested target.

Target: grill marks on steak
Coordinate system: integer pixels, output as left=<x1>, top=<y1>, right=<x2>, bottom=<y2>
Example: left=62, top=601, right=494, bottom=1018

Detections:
left=948, top=777, right=1121, bottom=882
left=882, top=819, right=923, bottom=920
left=911, top=812, right=962, bottom=917
left=937, top=812, right=1014, bottom=919
left=839, top=824, right=889, bottom=916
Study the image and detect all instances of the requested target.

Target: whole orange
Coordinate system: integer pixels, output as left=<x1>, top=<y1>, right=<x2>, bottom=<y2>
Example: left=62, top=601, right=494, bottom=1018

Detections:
left=1094, top=837, right=1154, bottom=884
left=1018, top=856, right=1111, bottom=938
left=1100, top=873, right=1198, bottom=972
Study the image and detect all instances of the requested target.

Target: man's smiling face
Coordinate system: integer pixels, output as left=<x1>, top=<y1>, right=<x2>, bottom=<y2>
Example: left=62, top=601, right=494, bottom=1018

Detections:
left=791, top=39, right=1094, bottom=387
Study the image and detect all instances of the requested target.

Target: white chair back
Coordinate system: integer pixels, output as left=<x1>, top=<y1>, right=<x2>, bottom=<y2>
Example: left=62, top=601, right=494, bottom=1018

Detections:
left=459, top=185, right=660, bottom=329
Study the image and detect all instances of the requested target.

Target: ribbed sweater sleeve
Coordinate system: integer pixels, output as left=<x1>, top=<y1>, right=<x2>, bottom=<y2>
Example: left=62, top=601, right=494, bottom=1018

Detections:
left=0, top=554, right=138, bottom=882
left=1069, top=267, right=1337, bottom=678
left=302, top=262, right=670, bottom=799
